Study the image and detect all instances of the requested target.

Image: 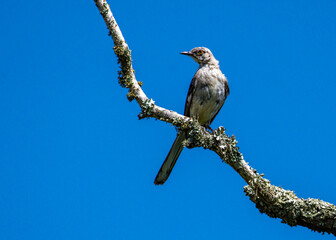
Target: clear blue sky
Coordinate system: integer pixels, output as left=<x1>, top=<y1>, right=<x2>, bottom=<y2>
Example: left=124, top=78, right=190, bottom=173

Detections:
left=1, top=0, right=336, bottom=239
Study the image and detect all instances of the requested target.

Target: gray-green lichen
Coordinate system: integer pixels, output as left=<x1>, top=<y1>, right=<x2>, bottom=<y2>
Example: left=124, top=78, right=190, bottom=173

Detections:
left=244, top=175, right=336, bottom=235
left=138, top=98, right=155, bottom=119
left=113, top=46, right=133, bottom=89
left=95, top=1, right=135, bottom=92
left=209, top=127, right=244, bottom=169
left=100, top=2, right=110, bottom=18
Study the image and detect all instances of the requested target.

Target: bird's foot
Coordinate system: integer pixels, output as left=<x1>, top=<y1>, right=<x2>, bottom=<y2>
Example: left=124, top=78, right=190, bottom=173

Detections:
left=205, top=126, right=214, bottom=133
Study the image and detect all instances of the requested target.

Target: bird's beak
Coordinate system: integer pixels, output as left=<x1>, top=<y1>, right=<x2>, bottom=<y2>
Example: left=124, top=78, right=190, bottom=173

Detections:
left=180, top=51, right=193, bottom=56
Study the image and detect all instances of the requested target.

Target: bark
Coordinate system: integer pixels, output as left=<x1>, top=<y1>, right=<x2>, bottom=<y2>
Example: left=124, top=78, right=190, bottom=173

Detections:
left=94, top=0, right=336, bottom=236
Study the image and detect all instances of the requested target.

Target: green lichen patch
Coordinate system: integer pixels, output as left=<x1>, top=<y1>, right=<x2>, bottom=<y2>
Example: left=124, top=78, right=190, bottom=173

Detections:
left=126, top=90, right=136, bottom=102
left=244, top=175, right=336, bottom=234
left=113, top=45, right=134, bottom=89
left=138, top=98, right=155, bottom=119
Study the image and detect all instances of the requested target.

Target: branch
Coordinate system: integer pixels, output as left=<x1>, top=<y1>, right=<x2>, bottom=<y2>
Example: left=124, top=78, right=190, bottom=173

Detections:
left=94, top=0, right=336, bottom=236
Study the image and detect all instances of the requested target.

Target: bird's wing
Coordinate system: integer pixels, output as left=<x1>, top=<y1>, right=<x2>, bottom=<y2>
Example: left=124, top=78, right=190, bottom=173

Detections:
left=208, top=78, right=230, bottom=125
left=184, top=75, right=198, bottom=117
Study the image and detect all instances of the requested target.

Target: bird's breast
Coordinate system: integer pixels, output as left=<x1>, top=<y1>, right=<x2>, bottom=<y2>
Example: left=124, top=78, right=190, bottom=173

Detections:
left=189, top=67, right=227, bottom=125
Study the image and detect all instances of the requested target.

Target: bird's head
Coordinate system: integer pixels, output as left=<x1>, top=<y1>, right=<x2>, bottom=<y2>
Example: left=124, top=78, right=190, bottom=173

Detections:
left=180, top=47, right=218, bottom=65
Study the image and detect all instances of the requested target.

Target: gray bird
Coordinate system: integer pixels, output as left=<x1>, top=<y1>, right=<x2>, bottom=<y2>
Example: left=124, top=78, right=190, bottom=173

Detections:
left=154, top=47, right=230, bottom=185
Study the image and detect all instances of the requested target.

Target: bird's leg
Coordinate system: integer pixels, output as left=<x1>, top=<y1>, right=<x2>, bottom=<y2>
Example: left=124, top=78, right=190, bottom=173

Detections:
left=205, top=125, right=214, bottom=133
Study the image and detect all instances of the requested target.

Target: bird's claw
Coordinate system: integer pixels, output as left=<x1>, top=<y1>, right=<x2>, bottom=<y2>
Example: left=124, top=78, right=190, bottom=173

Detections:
left=205, top=126, right=214, bottom=133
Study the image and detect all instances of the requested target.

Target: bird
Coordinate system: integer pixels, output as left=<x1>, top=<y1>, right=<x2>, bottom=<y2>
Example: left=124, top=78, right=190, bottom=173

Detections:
left=154, top=47, right=230, bottom=185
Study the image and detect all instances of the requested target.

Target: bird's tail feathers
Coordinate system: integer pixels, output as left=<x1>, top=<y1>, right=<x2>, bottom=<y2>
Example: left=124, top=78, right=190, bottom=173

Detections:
left=154, top=132, right=186, bottom=185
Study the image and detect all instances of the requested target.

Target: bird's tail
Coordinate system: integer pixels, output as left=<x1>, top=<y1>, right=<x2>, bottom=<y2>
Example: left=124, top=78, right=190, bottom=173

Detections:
left=154, top=132, right=186, bottom=185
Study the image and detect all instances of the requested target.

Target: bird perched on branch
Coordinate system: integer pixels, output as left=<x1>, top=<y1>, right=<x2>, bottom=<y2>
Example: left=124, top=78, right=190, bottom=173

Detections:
left=154, top=47, right=230, bottom=185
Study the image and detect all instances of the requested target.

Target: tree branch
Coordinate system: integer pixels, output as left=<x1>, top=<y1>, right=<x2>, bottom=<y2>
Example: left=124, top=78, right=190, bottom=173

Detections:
left=94, top=0, right=336, bottom=236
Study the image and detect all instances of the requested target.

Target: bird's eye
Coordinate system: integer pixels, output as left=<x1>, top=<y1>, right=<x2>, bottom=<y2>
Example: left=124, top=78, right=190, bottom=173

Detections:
left=197, top=50, right=204, bottom=55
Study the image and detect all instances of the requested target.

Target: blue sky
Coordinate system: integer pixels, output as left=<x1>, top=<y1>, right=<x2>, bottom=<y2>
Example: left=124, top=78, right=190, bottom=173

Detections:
left=1, top=0, right=336, bottom=239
